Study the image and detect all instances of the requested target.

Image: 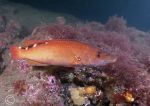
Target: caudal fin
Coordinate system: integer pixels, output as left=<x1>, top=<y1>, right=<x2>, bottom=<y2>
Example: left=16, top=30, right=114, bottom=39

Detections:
left=9, top=46, right=22, bottom=60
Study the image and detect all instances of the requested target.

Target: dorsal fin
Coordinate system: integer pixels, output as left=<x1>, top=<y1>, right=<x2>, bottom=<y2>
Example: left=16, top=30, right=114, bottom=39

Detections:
left=22, top=39, right=48, bottom=47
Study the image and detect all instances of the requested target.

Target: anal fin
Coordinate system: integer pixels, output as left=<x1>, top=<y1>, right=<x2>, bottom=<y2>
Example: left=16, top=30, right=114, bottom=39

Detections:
left=26, top=59, right=48, bottom=66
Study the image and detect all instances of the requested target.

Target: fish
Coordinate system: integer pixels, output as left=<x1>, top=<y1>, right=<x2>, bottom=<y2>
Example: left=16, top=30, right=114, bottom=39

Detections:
left=9, top=39, right=117, bottom=66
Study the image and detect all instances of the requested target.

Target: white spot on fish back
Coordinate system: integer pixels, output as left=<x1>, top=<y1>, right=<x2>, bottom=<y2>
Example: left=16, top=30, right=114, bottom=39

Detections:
left=18, top=47, right=22, bottom=49
left=33, top=43, right=37, bottom=48
left=45, top=42, right=48, bottom=44
left=77, top=57, right=81, bottom=61
left=25, top=47, right=28, bottom=50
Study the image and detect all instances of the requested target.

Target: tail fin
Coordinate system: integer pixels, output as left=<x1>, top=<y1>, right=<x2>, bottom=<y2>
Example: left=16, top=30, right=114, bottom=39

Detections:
left=9, top=46, right=22, bottom=60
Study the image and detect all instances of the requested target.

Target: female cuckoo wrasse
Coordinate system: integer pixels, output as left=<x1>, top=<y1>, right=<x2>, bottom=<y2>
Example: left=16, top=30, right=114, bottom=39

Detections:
left=10, top=39, right=117, bottom=66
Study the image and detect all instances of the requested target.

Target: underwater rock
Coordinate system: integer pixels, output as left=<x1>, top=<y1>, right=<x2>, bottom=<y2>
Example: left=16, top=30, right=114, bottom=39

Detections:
left=105, top=16, right=127, bottom=32
left=0, top=15, right=6, bottom=32
left=13, top=80, right=28, bottom=95
left=0, top=15, right=150, bottom=106
left=5, top=19, right=21, bottom=36
left=69, top=87, right=86, bottom=105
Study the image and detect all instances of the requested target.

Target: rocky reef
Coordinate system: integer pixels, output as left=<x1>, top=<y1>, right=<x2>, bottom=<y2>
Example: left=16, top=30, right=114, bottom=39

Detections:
left=0, top=15, right=150, bottom=106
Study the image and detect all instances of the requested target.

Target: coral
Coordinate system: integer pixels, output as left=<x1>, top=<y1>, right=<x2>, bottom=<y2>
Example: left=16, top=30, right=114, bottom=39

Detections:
left=46, top=75, right=60, bottom=92
left=13, top=80, right=28, bottom=95
left=19, top=73, right=62, bottom=106
left=16, top=59, right=32, bottom=73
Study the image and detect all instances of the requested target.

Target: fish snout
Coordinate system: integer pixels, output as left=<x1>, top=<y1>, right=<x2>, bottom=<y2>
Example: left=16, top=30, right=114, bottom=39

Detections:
left=98, top=59, right=116, bottom=66
left=94, top=53, right=117, bottom=66
left=107, top=56, right=117, bottom=63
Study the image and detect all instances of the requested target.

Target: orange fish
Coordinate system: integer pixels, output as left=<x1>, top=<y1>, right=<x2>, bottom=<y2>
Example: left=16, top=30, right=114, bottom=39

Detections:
left=10, top=39, right=117, bottom=66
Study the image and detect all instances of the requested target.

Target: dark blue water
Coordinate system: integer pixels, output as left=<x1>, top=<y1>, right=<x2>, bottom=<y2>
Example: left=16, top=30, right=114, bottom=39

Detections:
left=9, top=0, right=150, bottom=31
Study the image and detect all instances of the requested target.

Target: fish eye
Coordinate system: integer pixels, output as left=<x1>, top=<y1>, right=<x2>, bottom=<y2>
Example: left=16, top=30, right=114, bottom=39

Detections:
left=97, top=51, right=101, bottom=58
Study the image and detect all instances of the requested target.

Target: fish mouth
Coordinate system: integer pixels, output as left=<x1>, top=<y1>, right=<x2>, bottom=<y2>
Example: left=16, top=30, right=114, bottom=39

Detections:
left=100, top=60, right=116, bottom=65
left=111, top=57, right=117, bottom=63
left=99, top=56, right=117, bottom=66
left=106, top=56, right=117, bottom=64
